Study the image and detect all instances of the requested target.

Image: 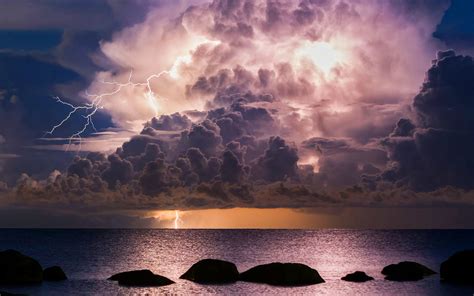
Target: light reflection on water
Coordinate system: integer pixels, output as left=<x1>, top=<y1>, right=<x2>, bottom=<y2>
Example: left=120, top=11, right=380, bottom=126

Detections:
left=0, top=229, right=473, bottom=295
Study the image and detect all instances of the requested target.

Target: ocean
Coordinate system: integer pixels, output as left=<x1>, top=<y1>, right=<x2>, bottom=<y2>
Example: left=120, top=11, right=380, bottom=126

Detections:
left=0, top=229, right=473, bottom=295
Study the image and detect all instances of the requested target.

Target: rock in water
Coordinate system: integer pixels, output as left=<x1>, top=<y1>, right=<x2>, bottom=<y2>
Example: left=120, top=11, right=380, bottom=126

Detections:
left=341, top=271, right=374, bottom=282
left=180, top=259, right=239, bottom=284
left=382, top=261, right=436, bottom=281
left=108, top=270, right=174, bottom=287
left=0, top=249, right=43, bottom=284
left=440, top=249, right=474, bottom=284
left=239, top=262, right=325, bottom=286
left=43, top=266, right=67, bottom=281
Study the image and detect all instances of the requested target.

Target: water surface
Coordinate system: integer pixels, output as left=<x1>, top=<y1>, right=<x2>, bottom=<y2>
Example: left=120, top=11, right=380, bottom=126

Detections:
left=0, top=229, right=473, bottom=295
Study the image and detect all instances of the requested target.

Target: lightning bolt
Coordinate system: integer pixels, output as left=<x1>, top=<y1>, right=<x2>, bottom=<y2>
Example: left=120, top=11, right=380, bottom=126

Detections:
left=174, top=210, right=183, bottom=229
left=45, top=36, right=216, bottom=152
left=45, top=70, right=169, bottom=151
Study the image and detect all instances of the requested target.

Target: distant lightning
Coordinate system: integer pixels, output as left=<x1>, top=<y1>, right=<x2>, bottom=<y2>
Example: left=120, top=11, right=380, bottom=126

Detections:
left=174, top=210, right=183, bottom=229
left=45, top=70, right=169, bottom=151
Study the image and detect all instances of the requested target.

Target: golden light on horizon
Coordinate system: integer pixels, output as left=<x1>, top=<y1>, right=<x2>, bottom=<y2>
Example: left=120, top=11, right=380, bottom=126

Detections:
left=151, top=208, right=320, bottom=229
left=152, top=210, right=184, bottom=228
left=148, top=207, right=468, bottom=229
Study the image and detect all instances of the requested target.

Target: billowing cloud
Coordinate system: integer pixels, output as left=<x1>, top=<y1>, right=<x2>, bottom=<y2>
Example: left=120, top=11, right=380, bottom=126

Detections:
left=381, top=50, right=474, bottom=191
left=86, top=0, right=448, bottom=138
left=3, top=0, right=474, bottom=228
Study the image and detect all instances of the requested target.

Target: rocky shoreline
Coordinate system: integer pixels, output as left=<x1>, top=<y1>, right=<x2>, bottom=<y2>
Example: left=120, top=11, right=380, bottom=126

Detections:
left=0, top=249, right=473, bottom=293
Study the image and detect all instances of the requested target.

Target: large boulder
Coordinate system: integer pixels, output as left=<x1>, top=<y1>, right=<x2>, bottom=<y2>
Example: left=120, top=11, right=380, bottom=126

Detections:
left=43, top=266, right=67, bottom=281
left=0, top=250, right=43, bottom=284
left=382, top=261, right=436, bottom=281
left=180, top=259, right=239, bottom=284
left=108, top=269, right=174, bottom=287
left=341, top=271, right=374, bottom=282
left=239, top=262, right=325, bottom=286
left=440, top=249, right=474, bottom=284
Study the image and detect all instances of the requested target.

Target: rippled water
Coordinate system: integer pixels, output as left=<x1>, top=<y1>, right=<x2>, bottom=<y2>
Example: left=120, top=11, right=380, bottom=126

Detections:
left=0, top=229, right=473, bottom=295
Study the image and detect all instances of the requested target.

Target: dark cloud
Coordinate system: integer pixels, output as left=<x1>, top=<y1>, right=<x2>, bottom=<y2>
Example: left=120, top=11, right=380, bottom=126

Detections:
left=382, top=51, right=474, bottom=191
left=67, top=156, right=93, bottom=178
left=101, top=154, right=133, bottom=189
left=120, top=134, right=168, bottom=158
left=390, top=118, right=416, bottom=137
left=181, top=120, right=223, bottom=156
left=185, top=147, right=221, bottom=183
left=144, top=112, right=192, bottom=131
left=139, top=158, right=179, bottom=196
left=413, top=50, right=474, bottom=130
left=252, top=136, right=299, bottom=182
left=301, top=136, right=386, bottom=188
left=196, top=181, right=229, bottom=200
left=235, top=135, right=268, bottom=164
left=128, top=143, right=164, bottom=172
left=220, top=150, right=245, bottom=183
left=205, top=92, right=276, bottom=145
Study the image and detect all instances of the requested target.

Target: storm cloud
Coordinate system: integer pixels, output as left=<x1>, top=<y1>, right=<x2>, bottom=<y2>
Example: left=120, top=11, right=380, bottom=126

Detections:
left=382, top=50, right=474, bottom=191
left=2, top=0, right=474, bottom=227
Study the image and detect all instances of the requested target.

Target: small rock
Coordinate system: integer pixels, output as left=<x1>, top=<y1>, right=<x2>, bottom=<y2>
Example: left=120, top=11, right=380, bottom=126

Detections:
left=341, top=271, right=374, bottom=282
left=382, top=261, right=436, bottom=281
left=180, top=259, right=239, bottom=284
left=108, top=270, right=174, bottom=287
left=43, top=266, right=67, bottom=281
left=440, top=249, right=474, bottom=284
left=0, top=249, right=43, bottom=284
left=239, top=262, right=325, bottom=286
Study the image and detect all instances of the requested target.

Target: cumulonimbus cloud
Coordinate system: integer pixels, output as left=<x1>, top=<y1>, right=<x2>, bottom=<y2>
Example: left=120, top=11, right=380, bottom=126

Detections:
left=6, top=0, right=474, bottom=219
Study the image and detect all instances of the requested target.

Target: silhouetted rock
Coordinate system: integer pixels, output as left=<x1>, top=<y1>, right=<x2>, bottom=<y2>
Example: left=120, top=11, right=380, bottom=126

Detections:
left=440, top=249, right=474, bottom=284
left=382, top=261, right=436, bottom=281
left=43, top=266, right=67, bottom=281
left=341, top=271, right=374, bottom=282
left=0, top=250, right=43, bottom=284
left=108, top=270, right=174, bottom=287
left=239, top=262, right=325, bottom=286
left=180, top=259, right=239, bottom=284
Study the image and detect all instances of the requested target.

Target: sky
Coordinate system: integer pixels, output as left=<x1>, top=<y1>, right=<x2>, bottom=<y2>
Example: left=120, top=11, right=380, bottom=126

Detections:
left=0, top=0, right=474, bottom=228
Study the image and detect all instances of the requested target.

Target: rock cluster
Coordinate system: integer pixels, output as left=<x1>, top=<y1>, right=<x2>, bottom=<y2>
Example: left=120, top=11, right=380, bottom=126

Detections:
left=3, top=248, right=474, bottom=292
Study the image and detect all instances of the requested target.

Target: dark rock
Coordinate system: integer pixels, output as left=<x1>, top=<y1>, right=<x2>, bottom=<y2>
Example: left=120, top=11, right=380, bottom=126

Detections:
left=180, top=259, right=239, bottom=284
left=108, top=269, right=174, bottom=287
left=382, top=261, right=436, bottom=281
left=43, top=266, right=67, bottom=281
left=440, top=249, right=474, bottom=284
left=341, top=271, right=374, bottom=282
left=0, top=250, right=43, bottom=284
left=239, top=262, right=325, bottom=286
